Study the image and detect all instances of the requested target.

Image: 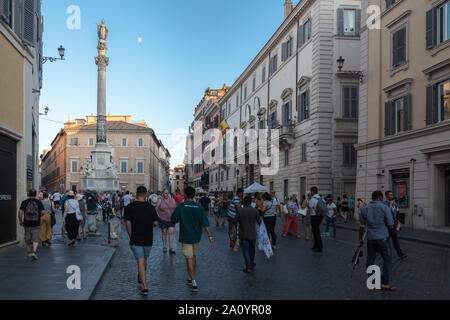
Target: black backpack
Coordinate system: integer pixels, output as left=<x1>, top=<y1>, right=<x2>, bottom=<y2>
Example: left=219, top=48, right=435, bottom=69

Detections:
left=24, top=200, right=40, bottom=223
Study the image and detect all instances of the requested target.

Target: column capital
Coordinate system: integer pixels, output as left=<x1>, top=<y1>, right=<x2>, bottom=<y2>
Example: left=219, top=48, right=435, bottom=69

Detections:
left=95, top=55, right=110, bottom=70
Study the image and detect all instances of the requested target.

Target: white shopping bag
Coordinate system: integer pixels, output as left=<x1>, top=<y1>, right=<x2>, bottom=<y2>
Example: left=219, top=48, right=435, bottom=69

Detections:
left=256, top=221, right=273, bottom=259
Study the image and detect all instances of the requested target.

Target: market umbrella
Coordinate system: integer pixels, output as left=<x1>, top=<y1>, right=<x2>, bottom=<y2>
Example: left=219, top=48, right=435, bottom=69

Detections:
left=244, top=182, right=269, bottom=194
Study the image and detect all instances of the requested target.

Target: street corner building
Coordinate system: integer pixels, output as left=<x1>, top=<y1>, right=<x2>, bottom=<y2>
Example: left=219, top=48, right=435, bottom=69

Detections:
left=40, top=115, right=171, bottom=194
left=356, top=0, right=450, bottom=230
left=185, top=0, right=363, bottom=200
left=0, top=0, right=43, bottom=248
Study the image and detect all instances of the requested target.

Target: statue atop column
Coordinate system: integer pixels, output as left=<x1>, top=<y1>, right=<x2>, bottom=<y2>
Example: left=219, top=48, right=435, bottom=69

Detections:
left=97, top=20, right=109, bottom=54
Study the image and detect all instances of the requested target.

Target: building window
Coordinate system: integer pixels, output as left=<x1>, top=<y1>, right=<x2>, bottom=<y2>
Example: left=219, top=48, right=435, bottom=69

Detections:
left=120, top=161, right=128, bottom=173
left=438, top=79, right=450, bottom=122
left=282, top=101, right=292, bottom=125
left=343, top=144, right=357, bottom=166
left=89, top=138, right=94, bottom=146
left=262, top=66, right=266, bottom=82
left=221, top=171, right=224, bottom=182
left=252, top=77, right=256, bottom=92
left=303, top=19, right=311, bottom=42
left=298, top=90, right=310, bottom=121
left=284, top=150, right=289, bottom=167
left=281, top=37, right=293, bottom=62
left=385, top=0, right=396, bottom=10
left=71, top=138, right=78, bottom=146
left=439, top=1, right=450, bottom=43
left=270, top=112, right=278, bottom=129
left=71, top=160, right=78, bottom=173
left=299, top=177, right=307, bottom=199
left=342, top=86, right=359, bottom=119
left=391, top=169, right=410, bottom=208
left=392, top=27, right=407, bottom=68
left=226, top=169, right=229, bottom=181
left=269, top=55, right=278, bottom=76
left=136, top=161, right=144, bottom=174
left=385, top=95, right=411, bottom=136
left=122, top=138, right=127, bottom=147
left=234, top=167, right=237, bottom=178
left=301, top=143, right=307, bottom=163
left=259, top=119, right=265, bottom=130
left=344, top=9, right=356, bottom=35
left=138, top=138, right=144, bottom=147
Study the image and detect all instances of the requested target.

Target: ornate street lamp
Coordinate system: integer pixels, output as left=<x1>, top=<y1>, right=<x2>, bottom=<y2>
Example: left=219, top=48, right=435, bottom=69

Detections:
left=39, top=106, right=49, bottom=116
left=43, top=45, right=66, bottom=64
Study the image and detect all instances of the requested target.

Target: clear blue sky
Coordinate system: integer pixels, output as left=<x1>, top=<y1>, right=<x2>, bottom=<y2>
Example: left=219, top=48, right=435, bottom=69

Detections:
left=39, top=0, right=289, bottom=166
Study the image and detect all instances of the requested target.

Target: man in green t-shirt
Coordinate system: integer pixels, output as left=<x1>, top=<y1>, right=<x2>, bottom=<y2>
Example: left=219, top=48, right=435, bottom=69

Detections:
left=171, top=186, right=214, bottom=292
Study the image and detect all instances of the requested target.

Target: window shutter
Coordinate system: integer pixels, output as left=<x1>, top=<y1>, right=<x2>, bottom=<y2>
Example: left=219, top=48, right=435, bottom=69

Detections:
left=298, top=95, right=303, bottom=121
left=355, top=9, right=361, bottom=36
left=426, top=9, right=437, bottom=49
left=403, top=94, right=411, bottom=131
left=298, top=24, right=304, bottom=48
left=22, top=0, right=35, bottom=47
left=1, top=0, right=11, bottom=25
left=282, top=42, right=287, bottom=61
left=305, top=90, right=310, bottom=119
left=385, top=101, right=393, bottom=136
left=399, top=28, right=406, bottom=63
left=426, top=84, right=438, bottom=125
left=282, top=103, right=287, bottom=125
left=342, top=87, right=348, bottom=118
left=288, top=101, right=292, bottom=122
left=13, top=0, right=22, bottom=37
left=337, top=8, right=344, bottom=35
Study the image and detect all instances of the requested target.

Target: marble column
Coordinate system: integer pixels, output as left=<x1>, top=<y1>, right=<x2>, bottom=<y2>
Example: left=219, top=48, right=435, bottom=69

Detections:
left=95, top=55, right=109, bottom=145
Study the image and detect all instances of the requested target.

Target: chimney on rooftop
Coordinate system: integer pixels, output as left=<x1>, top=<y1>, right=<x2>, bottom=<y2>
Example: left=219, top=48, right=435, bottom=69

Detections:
left=284, top=0, right=294, bottom=19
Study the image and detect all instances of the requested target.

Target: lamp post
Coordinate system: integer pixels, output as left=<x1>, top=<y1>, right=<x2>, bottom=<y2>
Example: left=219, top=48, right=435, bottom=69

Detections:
left=43, top=45, right=65, bottom=64
left=39, top=106, right=49, bottom=116
left=337, top=56, right=345, bottom=72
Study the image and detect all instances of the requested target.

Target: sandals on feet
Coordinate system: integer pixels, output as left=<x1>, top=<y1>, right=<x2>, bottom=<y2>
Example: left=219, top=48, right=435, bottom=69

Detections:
left=381, top=286, right=397, bottom=292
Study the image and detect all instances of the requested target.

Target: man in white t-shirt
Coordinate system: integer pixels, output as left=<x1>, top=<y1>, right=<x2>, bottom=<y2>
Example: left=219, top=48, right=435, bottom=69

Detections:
left=325, top=195, right=337, bottom=238
left=122, top=191, right=133, bottom=208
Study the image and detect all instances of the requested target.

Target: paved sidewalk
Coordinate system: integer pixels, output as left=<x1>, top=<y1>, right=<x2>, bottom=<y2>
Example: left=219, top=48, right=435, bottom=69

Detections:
left=335, top=219, right=450, bottom=249
left=0, top=211, right=116, bottom=300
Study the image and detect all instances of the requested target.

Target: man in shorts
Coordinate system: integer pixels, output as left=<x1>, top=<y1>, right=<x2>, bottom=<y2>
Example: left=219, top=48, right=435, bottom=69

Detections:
left=171, top=187, right=214, bottom=292
left=18, top=189, right=46, bottom=260
left=124, top=186, right=159, bottom=296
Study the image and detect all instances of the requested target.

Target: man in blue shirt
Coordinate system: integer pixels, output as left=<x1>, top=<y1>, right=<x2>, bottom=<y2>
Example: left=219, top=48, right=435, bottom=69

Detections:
left=228, top=189, right=243, bottom=249
left=383, top=191, right=407, bottom=260
left=359, top=191, right=396, bottom=291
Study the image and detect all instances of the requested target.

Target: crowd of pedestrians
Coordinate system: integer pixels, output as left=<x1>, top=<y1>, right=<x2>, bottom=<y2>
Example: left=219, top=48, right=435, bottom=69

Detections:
left=17, top=183, right=407, bottom=295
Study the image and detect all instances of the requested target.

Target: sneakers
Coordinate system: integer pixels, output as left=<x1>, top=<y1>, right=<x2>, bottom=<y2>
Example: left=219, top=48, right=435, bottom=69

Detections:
left=188, top=279, right=198, bottom=292
left=187, top=279, right=192, bottom=286
left=191, top=284, right=199, bottom=292
left=31, top=252, right=38, bottom=260
left=141, top=288, right=148, bottom=296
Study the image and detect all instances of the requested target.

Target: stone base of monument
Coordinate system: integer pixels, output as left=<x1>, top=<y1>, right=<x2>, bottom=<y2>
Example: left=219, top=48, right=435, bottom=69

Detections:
left=82, top=144, right=119, bottom=192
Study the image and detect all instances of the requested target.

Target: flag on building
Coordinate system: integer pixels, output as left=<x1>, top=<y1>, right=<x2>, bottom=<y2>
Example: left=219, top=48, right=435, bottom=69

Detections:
left=220, top=118, right=230, bottom=142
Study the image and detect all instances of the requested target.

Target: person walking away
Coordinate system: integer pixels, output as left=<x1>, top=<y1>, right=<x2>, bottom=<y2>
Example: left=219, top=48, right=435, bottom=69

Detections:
left=341, top=195, right=349, bottom=223
left=171, top=187, right=214, bottom=292
left=60, top=191, right=69, bottom=239
left=53, top=191, right=61, bottom=212
left=199, top=193, right=211, bottom=217
left=124, top=186, right=159, bottom=296
left=63, top=191, right=81, bottom=247
left=324, top=195, right=337, bottom=238
left=359, top=191, right=397, bottom=292
left=122, top=191, right=133, bottom=212
left=228, top=189, right=243, bottom=251
left=301, top=195, right=312, bottom=241
left=308, top=187, right=326, bottom=252
left=40, top=192, right=54, bottom=246
left=262, top=193, right=278, bottom=250
left=86, top=192, right=98, bottom=233
left=156, top=189, right=177, bottom=254
left=282, top=194, right=300, bottom=239
left=383, top=191, right=407, bottom=260
left=234, top=196, right=262, bottom=273
left=349, top=196, right=355, bottom=221
left=18, top=189, right=46, bottom=260
left=213, top=193, right=221, bottom=227
left=218, top=193, right=229, bottom=228
left=76, top=193, right=88, bottom=241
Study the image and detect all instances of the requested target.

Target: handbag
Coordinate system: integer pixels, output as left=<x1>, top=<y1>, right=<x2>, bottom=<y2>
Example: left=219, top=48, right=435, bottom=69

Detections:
left=50, top=212, right=56, bottom=226
left=298, top=207, right=307, bottom=216
left=69, top=200, right=83, bottom=221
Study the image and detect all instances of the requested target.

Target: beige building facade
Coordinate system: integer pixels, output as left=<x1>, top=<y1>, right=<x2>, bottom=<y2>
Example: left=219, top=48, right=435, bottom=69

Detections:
left=356, top=0, right=450, bottom=229
left=41, top=115, right=166, bottom=194
left=0, top=0, right=43, bottom=247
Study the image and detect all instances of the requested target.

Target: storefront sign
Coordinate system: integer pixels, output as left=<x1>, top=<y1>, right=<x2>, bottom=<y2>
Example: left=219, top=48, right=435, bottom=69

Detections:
left=398, top=182, right=407, bottom=197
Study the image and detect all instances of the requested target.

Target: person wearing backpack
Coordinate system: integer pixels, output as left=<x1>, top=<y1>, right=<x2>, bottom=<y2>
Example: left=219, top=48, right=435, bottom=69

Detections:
left=307, top=186, right=327, bottom=253
left=18, top=189, right=46, bottom=260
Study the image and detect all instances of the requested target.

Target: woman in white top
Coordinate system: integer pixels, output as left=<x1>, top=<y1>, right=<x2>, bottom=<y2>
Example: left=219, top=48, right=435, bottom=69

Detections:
left=63, top=191, right=81, bottom=247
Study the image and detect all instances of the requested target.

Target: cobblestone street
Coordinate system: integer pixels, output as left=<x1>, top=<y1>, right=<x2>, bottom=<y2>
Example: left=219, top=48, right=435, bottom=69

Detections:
left=92, top=215, right=450, bottom=300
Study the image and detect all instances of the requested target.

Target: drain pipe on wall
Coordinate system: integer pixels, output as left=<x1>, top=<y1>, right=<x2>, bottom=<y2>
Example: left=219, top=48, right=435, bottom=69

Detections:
left=410, top=158, right=416, bottom=230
